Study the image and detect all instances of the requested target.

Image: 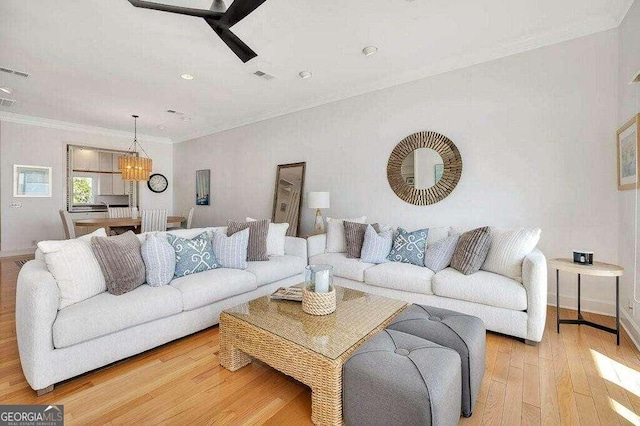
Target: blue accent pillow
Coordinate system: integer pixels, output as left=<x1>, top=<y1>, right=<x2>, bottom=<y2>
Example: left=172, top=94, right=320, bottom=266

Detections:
left=167, top=232, right=219, bottom=277
left=387, top=227, right=429, bottom=266
left=141, top=233, right=176, bottom=286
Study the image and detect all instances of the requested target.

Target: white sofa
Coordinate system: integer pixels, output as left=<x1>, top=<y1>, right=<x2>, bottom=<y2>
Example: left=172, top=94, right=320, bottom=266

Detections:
left=16, top=227, right=308, bottom=393
left=307, top=231, right=547, bottom=344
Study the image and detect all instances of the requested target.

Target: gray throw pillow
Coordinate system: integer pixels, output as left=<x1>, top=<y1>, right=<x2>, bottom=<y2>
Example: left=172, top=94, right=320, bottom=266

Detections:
left=167, top=232, right=219, bottom=277
left=141, top=233, right=176, bottom=286
left=451, top=227, right=491, bottom=275
left=387, top=227, right=429, bottom=266
left=424, top=234, right=460, bottom=272
left=91, top=231, right=146, bottom=296
left=361, top=225, right=393, bottom=264
left=227, top=219, right=269, bottom=261
left=213, top=228, right=249, bottom=269
left=344, top=221, right=380, bottom=258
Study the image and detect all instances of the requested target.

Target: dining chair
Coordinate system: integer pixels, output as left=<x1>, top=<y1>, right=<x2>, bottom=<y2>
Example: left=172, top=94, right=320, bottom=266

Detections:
left=141, top=209, right=168, bottom=233
left=185, top=207, right=195, bottom=229
left=108, top=207, right=132, bottom=218
left=59, top=210, right=76, bottom=239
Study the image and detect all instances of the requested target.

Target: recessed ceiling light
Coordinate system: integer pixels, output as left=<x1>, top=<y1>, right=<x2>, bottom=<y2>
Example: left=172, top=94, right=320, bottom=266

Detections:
left=299, top=71, right=312, bottom=79
left=362, top=46, right=378, bottom=56
left=181, top=74, right=194, bottom=80
left=0, top=87, right=12, bottom=94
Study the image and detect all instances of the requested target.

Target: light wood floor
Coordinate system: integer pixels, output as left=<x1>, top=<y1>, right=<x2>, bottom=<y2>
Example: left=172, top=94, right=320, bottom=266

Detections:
left=2, top=256, right=640, bottom=425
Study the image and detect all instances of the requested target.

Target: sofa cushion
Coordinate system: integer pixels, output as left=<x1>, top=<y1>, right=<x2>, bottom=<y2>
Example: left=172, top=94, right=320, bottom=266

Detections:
left=53, top=284, right=183, bottom=348
left=171, top=268, right=257, bottom=311
left=309, top=252, right=375, bottom=282
left=364, top=262, right=435, bottom=295
left=246, top=255, right=306, bottom=286
left=432, top=268, right=527, bottom=311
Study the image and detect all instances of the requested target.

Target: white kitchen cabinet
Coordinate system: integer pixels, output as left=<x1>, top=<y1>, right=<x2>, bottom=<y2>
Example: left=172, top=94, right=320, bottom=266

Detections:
left=99, top=152, right=114, bottom=172
left=112, top=173, right=125, bottom=195
left=74, top=149, right=99, bottom=171
left=98, top=174, right=113, bottom=195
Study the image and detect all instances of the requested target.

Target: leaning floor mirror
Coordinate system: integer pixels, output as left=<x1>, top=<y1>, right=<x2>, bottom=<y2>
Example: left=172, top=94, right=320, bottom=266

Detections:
left=272, top=162, right=306, bottom=236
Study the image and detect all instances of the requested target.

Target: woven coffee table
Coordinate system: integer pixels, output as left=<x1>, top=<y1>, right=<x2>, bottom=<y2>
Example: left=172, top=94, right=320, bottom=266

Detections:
left=219, top=285, right=407, bottom=426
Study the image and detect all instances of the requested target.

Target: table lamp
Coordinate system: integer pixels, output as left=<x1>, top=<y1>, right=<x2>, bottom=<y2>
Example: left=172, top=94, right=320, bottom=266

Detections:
left=307, top=192, right=330, bottom=234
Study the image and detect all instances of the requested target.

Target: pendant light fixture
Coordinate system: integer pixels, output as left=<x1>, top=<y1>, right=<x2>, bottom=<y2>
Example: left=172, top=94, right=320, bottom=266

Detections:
left=118, top=115, right=153, bottom=181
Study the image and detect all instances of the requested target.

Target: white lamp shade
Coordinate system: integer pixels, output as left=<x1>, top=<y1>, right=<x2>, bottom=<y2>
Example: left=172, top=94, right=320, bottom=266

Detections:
left=307, top=191, right=330, bottom=209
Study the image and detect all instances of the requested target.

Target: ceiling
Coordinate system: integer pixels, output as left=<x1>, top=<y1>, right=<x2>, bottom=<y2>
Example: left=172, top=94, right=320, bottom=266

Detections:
left=0, top=0, right=634, bottom=142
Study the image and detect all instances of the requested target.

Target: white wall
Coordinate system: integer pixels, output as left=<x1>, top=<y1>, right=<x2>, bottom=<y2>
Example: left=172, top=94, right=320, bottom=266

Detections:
left=174, top=30, right=620, bottom=309
left=617, top=0, right=640, bottom=342
left=0, top=120, right=174, bottom=253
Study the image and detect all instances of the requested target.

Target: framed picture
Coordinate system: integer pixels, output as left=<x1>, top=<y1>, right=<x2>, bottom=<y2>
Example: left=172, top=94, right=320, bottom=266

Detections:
left=13, top=165, right=52, bottom=197
left=434, top=164, right=444, bottom=183
left=617, top=114, right=639, bottom=191
left=196, top=169, right=210, bottom=205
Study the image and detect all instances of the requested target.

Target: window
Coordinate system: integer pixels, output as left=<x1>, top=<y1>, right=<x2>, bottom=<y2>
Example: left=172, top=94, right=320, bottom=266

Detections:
left=13, top=165, right=52, bottom=197
left=72, top=177, right=94, bottom=204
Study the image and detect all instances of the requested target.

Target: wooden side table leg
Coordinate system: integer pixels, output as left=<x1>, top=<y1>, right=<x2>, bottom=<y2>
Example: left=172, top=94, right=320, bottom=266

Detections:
left=310, top=365, right=342, bottom=426
left=556, top=269, right=560, bottom=333
left=616, top=277, right=620, bottom=346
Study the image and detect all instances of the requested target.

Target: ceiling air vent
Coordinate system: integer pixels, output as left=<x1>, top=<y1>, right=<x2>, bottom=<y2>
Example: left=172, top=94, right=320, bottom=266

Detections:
left=166, top=109, right=185, bottom=115
left=0, top=66, right=30, bottom=78
left=0, top=97, right=16, bottom=107
left=253, top=70, right=276, bottom=80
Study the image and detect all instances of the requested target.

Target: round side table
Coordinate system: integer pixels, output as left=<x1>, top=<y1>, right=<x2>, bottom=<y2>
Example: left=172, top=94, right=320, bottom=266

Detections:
left=548, top=258, right=624, bottom=345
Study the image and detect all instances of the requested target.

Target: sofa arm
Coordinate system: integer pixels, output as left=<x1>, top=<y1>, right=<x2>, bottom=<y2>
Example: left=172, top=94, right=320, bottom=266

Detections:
left=522, top=249, right=547, bottom=342
left=285, top=237, right=308, bottom=261
left=16, top=260, right=59, bottom=390
left=307, top=234, right=326, bottom=258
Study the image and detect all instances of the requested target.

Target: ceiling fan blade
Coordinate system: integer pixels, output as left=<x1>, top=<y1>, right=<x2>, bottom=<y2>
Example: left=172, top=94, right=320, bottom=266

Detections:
left=205, top=18, right=257, bottom=62
left=220, top=0, right=267, bottom=27
left=128, top=0, right=223, bottom=19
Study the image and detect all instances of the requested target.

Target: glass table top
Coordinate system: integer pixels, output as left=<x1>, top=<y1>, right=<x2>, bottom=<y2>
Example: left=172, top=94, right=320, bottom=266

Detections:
left=223, top=285, right=407, bottom=360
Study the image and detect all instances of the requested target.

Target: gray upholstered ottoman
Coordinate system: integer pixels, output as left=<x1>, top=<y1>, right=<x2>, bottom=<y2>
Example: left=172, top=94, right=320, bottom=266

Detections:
left=386, top=304, right=486, bottom=417
left=343, top=329, right=461, bottom=426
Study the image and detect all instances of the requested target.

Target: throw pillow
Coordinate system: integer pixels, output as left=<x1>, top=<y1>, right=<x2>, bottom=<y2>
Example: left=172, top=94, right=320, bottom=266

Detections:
left=424, top=234, right=460, bottom=273
left=325, top=216, right=367, bottom=253
left=227, top=219, right=270, bottom=261
left=141, top=233, right=176, bottom=286
left=167, top=232, right=219, bottom=277
left=91, top=231, right=146, bottom=296
left=247, top=217, right=289, bottom=257
left=361, top=225, right=393, bottom=264
left=451, top=226, right=491, bottom=275
left=481, top=227, right=541, bottom=282
left=387, top=227, right=429, bottom=266
left=213, top=228, right=249, bottom=269
left=38, top=228, right=108, bottom=309
left=344, top=221, right=380, bottom=258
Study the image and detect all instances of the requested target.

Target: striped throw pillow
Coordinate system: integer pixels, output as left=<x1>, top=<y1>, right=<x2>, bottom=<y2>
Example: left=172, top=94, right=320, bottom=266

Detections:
left=424, top=234, right=459, bottom=272
left=213, top=228, right=249, bottom=269
left=361, top=226, right=393, bottom=264
left=228, top=219, right=269, bottom=261
left=141, top=233, right=176, bottom=286
left=344, top=221, right=380, bottom=258
left=450, top=227, right=491, bottom=275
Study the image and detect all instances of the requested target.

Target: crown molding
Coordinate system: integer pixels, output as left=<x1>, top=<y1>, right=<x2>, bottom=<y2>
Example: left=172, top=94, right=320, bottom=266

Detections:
left=176, top=13, right=620, bottom=143
left=0, top=111, right=174, bottom=145
left=611, top=0, right=636, bottom=25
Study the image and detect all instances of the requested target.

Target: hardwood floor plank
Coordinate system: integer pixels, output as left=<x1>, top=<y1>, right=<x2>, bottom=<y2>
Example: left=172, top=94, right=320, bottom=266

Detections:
left=482, top=380, right=506, bottom=426
left=523, top=362, right=540, bottom=408
left=539, top=357, right=561, bottom=425
left=574, top=392, right=600, bottom=426
left=521, top=402, right=541, bottom=426
left=501, top=366, right=523, bottom=425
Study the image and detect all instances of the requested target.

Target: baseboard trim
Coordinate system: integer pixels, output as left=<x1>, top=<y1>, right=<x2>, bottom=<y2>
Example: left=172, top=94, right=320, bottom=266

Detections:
left=0, top=248, right=36, bottom=258
left=547, top=292, right=615, bottom=316
left=621, top=309, right=640, bottom=351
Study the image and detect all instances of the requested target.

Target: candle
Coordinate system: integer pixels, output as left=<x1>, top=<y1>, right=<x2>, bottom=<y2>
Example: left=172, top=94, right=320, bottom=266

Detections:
left=314, top=269, right=330, bottom=293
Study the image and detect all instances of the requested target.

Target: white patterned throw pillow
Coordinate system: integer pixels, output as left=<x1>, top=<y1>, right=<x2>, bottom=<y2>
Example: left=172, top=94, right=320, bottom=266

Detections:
left=247, top=217, right=289, bottom=256
left=37, top=228, right=108, bottom=309
left=212, top=228, right=250, bottom=269
left=481, top=227, right=541, bottom=282
left=325, top=216, right=367, bottom=253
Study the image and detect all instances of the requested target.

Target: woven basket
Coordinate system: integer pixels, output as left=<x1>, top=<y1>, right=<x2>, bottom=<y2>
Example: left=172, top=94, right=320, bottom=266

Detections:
left=302, top=285, right=336, bottom=316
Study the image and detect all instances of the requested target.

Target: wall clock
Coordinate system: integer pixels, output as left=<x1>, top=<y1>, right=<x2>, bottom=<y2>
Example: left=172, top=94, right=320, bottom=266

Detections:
left=147, top=173, right=168, bottom=193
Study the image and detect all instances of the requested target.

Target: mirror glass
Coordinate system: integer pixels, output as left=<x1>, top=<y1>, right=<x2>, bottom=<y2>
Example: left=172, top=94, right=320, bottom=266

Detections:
left=272, top=162, right=306, bottom=236
left=400, top=148, right=444, bottom=189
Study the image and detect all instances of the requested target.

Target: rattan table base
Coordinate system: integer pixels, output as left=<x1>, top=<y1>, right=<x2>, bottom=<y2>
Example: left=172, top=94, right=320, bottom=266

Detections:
left=220, top=307, right=405, bottom=425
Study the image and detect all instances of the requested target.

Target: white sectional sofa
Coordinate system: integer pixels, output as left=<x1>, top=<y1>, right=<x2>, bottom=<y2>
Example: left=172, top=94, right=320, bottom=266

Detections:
left=16, top=227, right=307, bottom=393
left=307, top=231, right=547, bottom=344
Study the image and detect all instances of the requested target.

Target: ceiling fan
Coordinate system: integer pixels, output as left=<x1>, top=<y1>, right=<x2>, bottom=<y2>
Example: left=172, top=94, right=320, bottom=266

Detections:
left=127, top=0, right=267, bottom=63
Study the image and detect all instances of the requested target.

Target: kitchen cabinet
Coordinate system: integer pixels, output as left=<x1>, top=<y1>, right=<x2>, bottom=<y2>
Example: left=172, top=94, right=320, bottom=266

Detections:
left=99, top=152, right=114, bottom=172
left=74, top=149, right=99, bottom=171
left=98, top=174, right=113, bottom=195
left=112, top=173, right=125, bottom=195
